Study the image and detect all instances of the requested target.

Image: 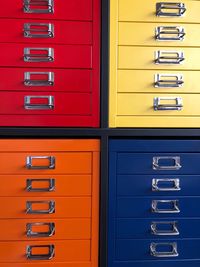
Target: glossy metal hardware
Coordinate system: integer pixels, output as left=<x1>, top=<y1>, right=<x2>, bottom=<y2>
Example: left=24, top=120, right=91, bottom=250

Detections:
left=26, top=156, right=55, bottom=169
left=155, top=51, right=184, bottom=64
left=24, top=96, right=54, bottom=110
left=26, top=200, right=55, bottom=214
left=24, top=48, right=54, bottom=62
left=27, top=222, right=55, bottom=237
left=152, top=178, right=181, bottom=191
left=24, top=23, right=54, bottom=38
left=156, top=2, right=186, bottom=17
left=155, top=26, right=185, bottom=41
left=153, top=156, right=181, bottom=170
left=26, top=178, right=55, bottom=192
left=150, top=242, right=179, bottom=257
left=26, top=245, right=55, bottom=260
left=154, top=97, right=183, bottom=111
left=24, top=0, right=54, bottom=14
left=24, top=72, right=54, bottom=86
left=151, top=221, right=179, bottom=236
left=155, top=74, right=184, bottom=88
left=152, top=200, right=180, bottom=213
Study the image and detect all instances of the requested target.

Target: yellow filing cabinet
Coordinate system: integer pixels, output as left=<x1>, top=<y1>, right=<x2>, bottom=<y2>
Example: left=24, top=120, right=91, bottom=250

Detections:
left=109, top=0, right=200, bottom=127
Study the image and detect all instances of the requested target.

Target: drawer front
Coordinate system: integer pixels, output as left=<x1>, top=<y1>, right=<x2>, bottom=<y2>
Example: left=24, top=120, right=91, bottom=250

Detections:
left=116, top=239, right=200, bottom=261
left=0, top=152, right=92, bottom=174
left=117, top=175, right=200, bottom=196
left=0, top=197, right=91, bottom=218
left=109, top=261, right=200, bottom=267
left=0, top=175, right=91, bottom=197
left=117, top=94, right=200, bottom=116
left=0, top=264, right=92, bottom=267
left=117, top=153, right=200, bottom=174
left=118, top=70, right=200, bottom=94
left=0, top=0, right=92, bottom=21
left=119, top=22, right=200, bottom=47
left=0, top=218, right=91, bottom=240
left=0, top=240, right=90, bottom=262
left=0, top=92, right=91, bottom=115
left=0, top=43, right=92, bottom=68
left=118, top=0, right=200, bottom=23
left=117, top=197, right=200, bottom=218
left=0, top=19, right=92, bottom=45
left=117, top=218, right=200, bottom=239
left=119, top=47, right=200, bottom=70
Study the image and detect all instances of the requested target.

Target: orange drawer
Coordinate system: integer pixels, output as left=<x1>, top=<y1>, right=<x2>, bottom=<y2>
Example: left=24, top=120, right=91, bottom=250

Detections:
left=0, top=218, right=90, bottom=240
left=0, top=240, right=90, bottom=262
left=0, top=264, right=91, bottom=267
left=0, top=175, right=91, bottom=196
left=0, top=197, right=91, bottom=219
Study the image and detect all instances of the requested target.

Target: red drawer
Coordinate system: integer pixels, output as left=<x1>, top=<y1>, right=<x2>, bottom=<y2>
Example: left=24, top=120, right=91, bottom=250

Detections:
left=0, top=68, right=91, bottom=92
left=0, top=19, right=92, bottom=45
left=0, top=0, right=92, bottom=21
left=0, top=43, right=92, bottom=68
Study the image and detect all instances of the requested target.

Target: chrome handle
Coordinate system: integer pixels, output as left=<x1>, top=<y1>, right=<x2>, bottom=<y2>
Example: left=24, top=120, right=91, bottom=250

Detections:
left=151, top=221, right=179, bottom=236
left=155, top=74, right=184, bottom=88
left=155, top=51, right=184, bottom=64
left=26, top=156, right=55, bottom=169
left=155, top=26, right=185, bottom=41
left=153, top=156, right=181, bottom=170
left=26, top=179, right=55, bottom=192
left=24, top=72, right=54, bottom=86
left=152, top=200, right=180, bottom=213
left=150, top=242, right=179, bottom=257
left=24, top=23, right=54, bottom=38
left=24, top=48, right=54, bottom=62
left=152, top=178, right=180, bottom=191
left=26, top=200, right=55, bottom=214
left=156, top=2, right=186, bottom=17
left=27, top=222, right=55, bottom=237
left=26, top=245, right=55, bottom=260
left=24, top=96, right=54, bottom=110
left=24, top=0, right=54, bottom=14
left=154, top=97, right=183, bottom=111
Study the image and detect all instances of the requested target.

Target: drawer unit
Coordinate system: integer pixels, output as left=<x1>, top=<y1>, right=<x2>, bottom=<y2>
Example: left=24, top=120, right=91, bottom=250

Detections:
left=109, top=0, right=200, bottom=128
left=0, top=139, right=99, bottom=266
left=0, top=0, right=100, bottom=127
left=109, top=139, right=200, bottom=267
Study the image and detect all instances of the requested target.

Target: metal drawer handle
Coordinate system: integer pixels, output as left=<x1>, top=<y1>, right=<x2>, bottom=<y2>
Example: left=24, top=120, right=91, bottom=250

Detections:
left=24, top=72, right=54, bottom=86
left=24, top=48, right=54, bottom=62
left=26, top=245, right=55, bottom=260
left=151, top=221, right=179, bottom=236
left=26, top=200, right=55, bottom=214
left=154, top=97, right=183, bottom=111
left=24, top=96, right=54, bottom=110
left=27, top=222, right=55, bottom=237
left=26, top=156, right=55, bottom=170
left=153, top=156, right=181, bottom=170
left=155, top=26, right=185, bottom=41
left=24, top=23, right=54, bottom=38
left=26, top=179, right=55, bottom=192
left=155, top=51, right=184, bottom=64
left=152, top=200, right=180, bottom=213
left=155, top=74, right=184, bottom=88
left=150, top=242, right=179, bottom=257
left=156, top=2, right=186, bottom=17
left=24, top=0, right=54, bottom=14
left=152, top=178, right=180, bottom=191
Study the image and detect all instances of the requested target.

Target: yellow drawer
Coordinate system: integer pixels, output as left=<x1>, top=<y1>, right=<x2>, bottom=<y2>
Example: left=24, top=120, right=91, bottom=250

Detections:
left=119, top=46, right=200, bottom=70
left=119, top=22, right=200, bottom=47
left=119, top=0, right=200, bottom=23
left=118, top=70, right=200, bottom=93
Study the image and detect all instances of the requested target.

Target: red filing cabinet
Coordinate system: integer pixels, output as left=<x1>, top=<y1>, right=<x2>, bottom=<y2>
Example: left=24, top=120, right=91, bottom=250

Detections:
left=0, top=0, right=100, bottom=127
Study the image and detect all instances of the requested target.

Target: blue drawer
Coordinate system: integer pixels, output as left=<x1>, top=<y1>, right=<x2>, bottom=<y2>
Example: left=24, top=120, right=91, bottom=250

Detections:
left=116, top=218, right=200, bottom=239
left=117, top=175, right=200, bottom=196
left=116, top=239, right=200, bottom=261
left=110, top=261, right=200, bottom=267
left=117, top=197, right=200, bottom=218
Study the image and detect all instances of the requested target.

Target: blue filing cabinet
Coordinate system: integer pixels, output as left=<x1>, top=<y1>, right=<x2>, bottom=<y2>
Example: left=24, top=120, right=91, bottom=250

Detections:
left=108, top=139, right=200, bottom=267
